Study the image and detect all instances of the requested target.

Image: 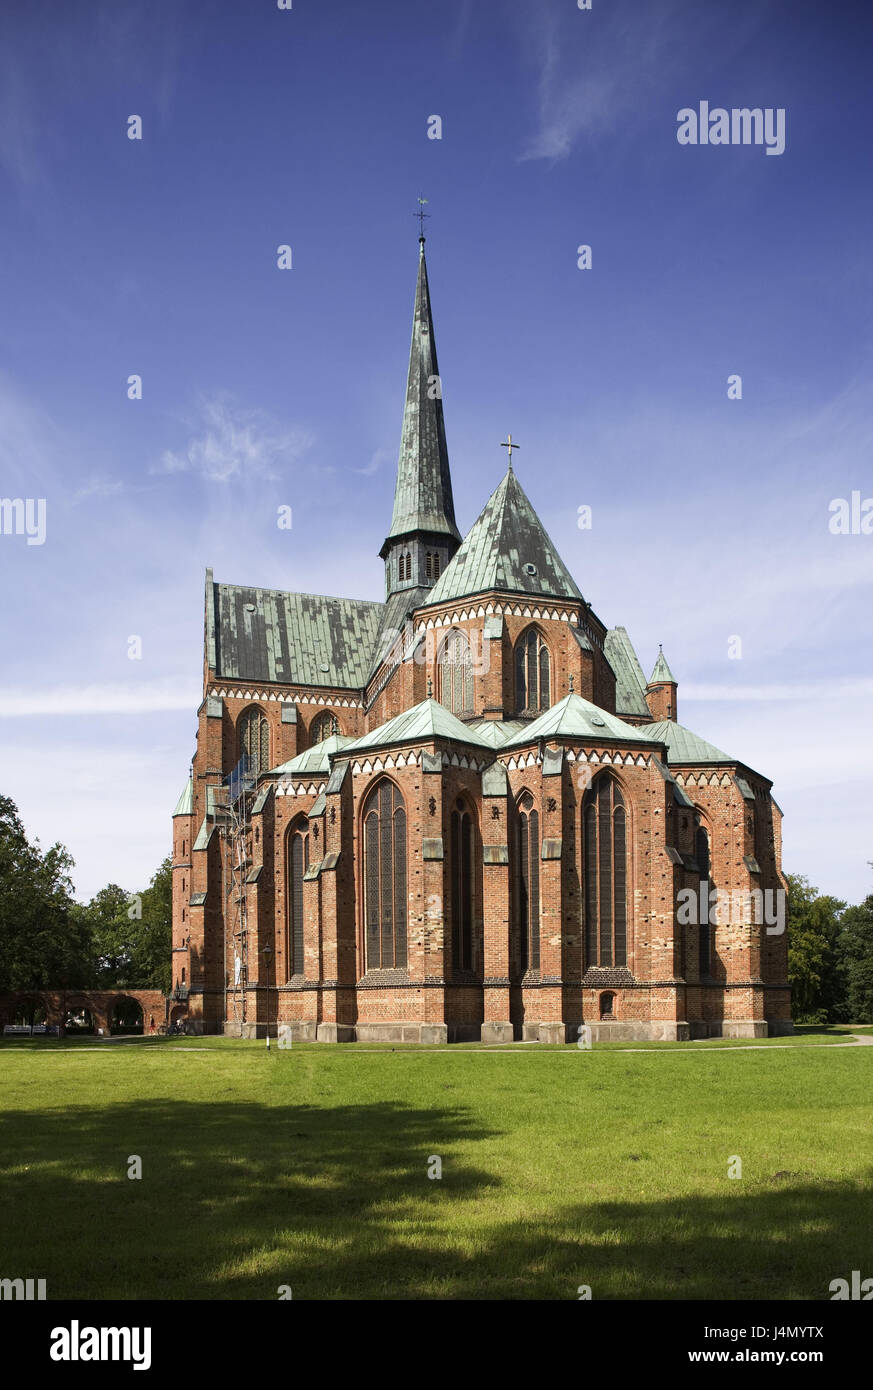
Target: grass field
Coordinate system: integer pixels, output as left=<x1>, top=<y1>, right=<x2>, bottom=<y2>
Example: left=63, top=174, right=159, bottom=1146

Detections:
left=0, top=1031, right=870, bottom=1301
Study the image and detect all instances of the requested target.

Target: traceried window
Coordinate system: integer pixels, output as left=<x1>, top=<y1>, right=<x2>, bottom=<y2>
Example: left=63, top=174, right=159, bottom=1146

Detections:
left=583, top=777, right=627, bottom=968
left=515, top=627, right=551, bottom=714
left=514, top=792, right=540, bottom=973
left=439, top=629, right=474, bottom=715
left=696, top=826, right=711, bottom=977
left=450, top=801, right=475, bottom=973
left=287, top=818, right=309, bottom=979
left=425, top=551, right=441, bottom=580
left=310, top=710, right=339, bottom=744
left=363, top=780, right=407, bottom=970
left=239, top=707, right=270, bottom=779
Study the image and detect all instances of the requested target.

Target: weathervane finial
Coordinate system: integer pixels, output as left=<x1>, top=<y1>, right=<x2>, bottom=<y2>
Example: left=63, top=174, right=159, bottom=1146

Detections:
left=415, top=194, right=429, bottom=241
left=500, top=434, right=520, bottom=470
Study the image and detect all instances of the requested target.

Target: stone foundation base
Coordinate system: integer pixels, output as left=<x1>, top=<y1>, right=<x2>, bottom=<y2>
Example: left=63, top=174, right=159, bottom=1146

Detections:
left=481, top=1021, right=514, bottom=1044
left=720, top=1020, right=768, bottom=1039
left=316, top=1023, right=356, bottom=1043
left=768, top=1019, right=795, bottom=1036
left=584, top=1020, right=692, bottom=1042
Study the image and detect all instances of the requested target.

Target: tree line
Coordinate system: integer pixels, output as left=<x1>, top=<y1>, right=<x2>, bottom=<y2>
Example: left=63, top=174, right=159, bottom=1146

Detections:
left=0, top=794, right=171, bottom=996
left=1, top=792, right=871, bottom=1020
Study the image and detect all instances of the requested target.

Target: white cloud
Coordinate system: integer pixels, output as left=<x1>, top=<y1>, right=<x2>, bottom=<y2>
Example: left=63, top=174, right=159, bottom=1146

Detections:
left=155, top=395, right=315, bottom=483
left=0, top=679, right=199, bottom=718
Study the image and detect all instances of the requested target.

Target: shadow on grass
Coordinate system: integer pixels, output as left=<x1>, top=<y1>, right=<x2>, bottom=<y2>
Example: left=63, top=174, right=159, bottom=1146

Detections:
left=0, top=1096, right=869, bottom=1300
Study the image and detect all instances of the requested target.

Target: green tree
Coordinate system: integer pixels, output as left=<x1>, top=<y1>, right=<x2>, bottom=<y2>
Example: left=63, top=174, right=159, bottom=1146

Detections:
left=74, top=883, right=138, bottom=987
left=835, top=895, right=873, bottom=1023
left=134, top=855, right=173, bottom=993
left=786, top=873, right=845, bottom=1023
left=0, top=794, right=90, bottom=990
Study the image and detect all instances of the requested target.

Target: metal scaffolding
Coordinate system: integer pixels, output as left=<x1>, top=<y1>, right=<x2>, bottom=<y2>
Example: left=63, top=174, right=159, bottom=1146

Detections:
left=213, top=755, right=254, bottom=1035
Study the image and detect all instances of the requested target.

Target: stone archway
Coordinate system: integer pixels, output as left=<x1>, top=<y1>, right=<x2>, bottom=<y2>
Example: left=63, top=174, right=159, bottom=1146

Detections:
left=64, top=1007, right=95, bottom=1034
left=109, top=996, right=144, bottom=1035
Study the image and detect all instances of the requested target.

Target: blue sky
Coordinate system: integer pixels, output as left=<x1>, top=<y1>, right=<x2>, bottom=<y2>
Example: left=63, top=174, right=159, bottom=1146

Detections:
left=0, top=0, right=870, bottom=903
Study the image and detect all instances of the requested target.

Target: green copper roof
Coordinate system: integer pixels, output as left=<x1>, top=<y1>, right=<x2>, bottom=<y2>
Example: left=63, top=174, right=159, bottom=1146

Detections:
left=385, top=241, right=461, bottom=546
left=172, top=777, right=193, bottom=816
left=271, top=734, right=356, bottom=777
left=643, top=719, right=732, bottom=763
left=345, top=698, right=491, bottom=753
left=649, top=647, right=677, bottom=684
left=211, top=580, right=383, bottom=688
left=603, top=627, right=650, bottom=718
left=425, top=468, right=584, bottom=607
left=504, top=693, right=656, bottom=747
left=467, top=719, right=527, bottom=747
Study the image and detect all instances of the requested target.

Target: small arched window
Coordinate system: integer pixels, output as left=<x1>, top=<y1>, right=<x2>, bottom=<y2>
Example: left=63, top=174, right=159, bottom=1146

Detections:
left=451, top=800, right=475, bottom=973
left=363, top=780, right=407, bottom=970
left=583, top=777, right=627, bottom=968
left=515, top=628, right=551, bottom=713
left=600, top=991, right=615, bottom=1020
left=514, top=792, right=540, bottom=973
left=310, top=710, right=340, bottom=744
left=696, top=826, right=711, bottom=977
left=399, top=552, right=412, bottom=582
left=425, top=551, right=441, bottom=580
left=287, top=819, right=310, bottom=978
left=239, top=707, right=270, bottom=779
left=439, top=629, right=474, bottom=715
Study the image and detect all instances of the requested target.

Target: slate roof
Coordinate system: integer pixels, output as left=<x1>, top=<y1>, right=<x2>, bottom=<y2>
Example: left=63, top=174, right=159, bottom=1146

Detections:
left=650, top=647, right=677, bottom=683
left=172, top=778, right=193, bottom=816
left=643, top=719, right=733, bottom=764
left=385, top=241, right=461, bottom=546
left=270, top=734, right=356, bottom=777
left=344, top=698, right=491, bottom=753
left=603, top=627, right=651, bottom=718
left=425, top=468, right=585, bottom=607
left=208, top=573, right=383, bottom=688
left=467, top=719, right=527, bottom=746
left=504, top=693, right=659, bottom=747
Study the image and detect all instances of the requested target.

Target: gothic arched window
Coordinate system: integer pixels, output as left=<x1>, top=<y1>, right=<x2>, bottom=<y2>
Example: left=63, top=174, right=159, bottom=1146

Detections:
left=515, top=627, right=551, bottom=714
left=439, top=629, right=474, bottom=715
left=362, top=780, right=408, bottom=970
left=239, top=707, right=270, bottom=778
left=425, top=551, right=441, bottom=581
left=287, top=818, right=309, bottom=979
left=310, top=710, right=340, bottom=744
left=583, top=777, right=627, bottom=968
left=514, top=792, right=540, bottom=973
left=696, top=825, right=711, bottom=977
left=451, top=800, right=475, bottom=973
left=399, top=552, right=412, bottom=582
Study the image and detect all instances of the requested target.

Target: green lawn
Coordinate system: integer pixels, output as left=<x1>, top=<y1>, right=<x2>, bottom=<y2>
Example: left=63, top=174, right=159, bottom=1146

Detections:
left=0, top=1035, right=869, bottom=1300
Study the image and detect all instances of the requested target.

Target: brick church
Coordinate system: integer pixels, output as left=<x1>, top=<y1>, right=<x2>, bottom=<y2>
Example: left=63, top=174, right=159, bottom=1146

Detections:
left=170, top=237, right=791, bottom=1043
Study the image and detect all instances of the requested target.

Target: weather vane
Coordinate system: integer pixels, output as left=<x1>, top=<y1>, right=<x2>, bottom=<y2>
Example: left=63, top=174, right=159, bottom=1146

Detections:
left=500, top=434, right=520, bottom=467
left=415, top=194, right=429, bottom=238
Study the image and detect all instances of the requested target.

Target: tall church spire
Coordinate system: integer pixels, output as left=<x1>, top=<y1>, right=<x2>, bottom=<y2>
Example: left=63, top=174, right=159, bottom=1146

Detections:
left=380, top=238, right=461, bottom=595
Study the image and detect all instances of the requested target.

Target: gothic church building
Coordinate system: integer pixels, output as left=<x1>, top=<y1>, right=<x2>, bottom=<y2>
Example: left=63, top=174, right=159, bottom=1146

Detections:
left=170, top=238, right=791, bottom=1043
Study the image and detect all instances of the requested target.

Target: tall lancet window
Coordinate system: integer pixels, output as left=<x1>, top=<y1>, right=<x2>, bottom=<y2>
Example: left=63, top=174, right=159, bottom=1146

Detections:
left=583, top=777, right=627, bottom=968
left=239, top=707, right=270, bottom=779
left=363, top=780, right=408, bottom=970
left=450, top=801, right=475, bottom=973
left=514, top=792, right=540, bottom=973
left=515, top=628, right=551, bottom=713
left=696, top=826, right=711, bottom=976
left=439, top=629, right=474, bottom=715
left=310, top=710, right=339, bottom=744
left=286, top=818, right=309, bottom=979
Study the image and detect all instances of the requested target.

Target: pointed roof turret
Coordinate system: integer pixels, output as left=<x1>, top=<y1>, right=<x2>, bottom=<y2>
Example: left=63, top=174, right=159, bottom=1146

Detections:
left=649, top=646, right=677, bottom=684
left=381, top=239, right=461, bottom=552
left=426, top=467, right=584, bottom=606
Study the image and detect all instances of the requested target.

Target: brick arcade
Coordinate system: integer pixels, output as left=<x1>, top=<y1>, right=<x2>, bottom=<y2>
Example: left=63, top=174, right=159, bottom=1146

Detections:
left=170, top=236, right=791, bottom=1044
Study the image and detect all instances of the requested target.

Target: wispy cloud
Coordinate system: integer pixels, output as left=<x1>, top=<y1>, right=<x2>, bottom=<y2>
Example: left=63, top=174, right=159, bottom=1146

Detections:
left=0, top=679, right=199, bottom=718
left=155, top=395, right=315, bottom=484
left=70, top=476, right=125, bottom=504
left=354, top=446, right=393, bottom=478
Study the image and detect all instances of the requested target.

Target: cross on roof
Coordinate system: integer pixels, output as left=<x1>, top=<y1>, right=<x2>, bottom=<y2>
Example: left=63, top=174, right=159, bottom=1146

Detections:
left=415, top=195, right=429, bottom=239
left=500, top=434, right=520, bottom=468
